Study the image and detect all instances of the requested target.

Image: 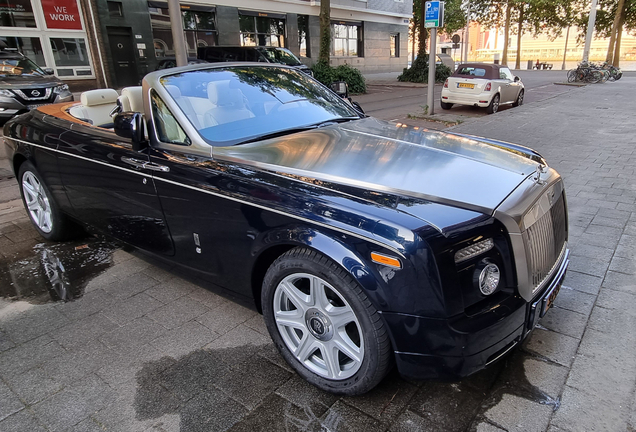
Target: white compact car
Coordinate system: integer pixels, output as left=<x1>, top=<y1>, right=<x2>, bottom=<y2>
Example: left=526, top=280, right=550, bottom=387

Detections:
left=440, top=63, right=524, bottom=114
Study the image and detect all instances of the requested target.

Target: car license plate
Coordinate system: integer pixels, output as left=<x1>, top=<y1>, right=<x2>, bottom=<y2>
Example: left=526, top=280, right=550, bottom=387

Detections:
left=27, top=104, right=46, bottom=110
left=457, top=83, right=475, bottom=89
left=541, top=280, right=562, bottom=317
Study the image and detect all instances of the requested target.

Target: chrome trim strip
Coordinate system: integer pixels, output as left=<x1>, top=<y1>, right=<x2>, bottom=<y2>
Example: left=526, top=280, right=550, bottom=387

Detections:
left=14, top=87, right=53, bottom=101
left=485, top=339, right=518, bottom=366
left=7, top=136, right=406, bottom=257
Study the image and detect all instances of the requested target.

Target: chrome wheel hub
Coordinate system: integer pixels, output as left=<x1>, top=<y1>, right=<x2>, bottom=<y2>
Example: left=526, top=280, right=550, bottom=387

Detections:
left=273, top=273, right=364, bottom=380
left=22, top=171, right=53, bottom=233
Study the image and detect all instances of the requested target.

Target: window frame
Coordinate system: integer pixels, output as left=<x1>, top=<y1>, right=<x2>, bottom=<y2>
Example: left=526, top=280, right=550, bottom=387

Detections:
left=390, top=33, right=399, bottom=58
left=331, top=21, right=363, bottom=58
left=150, top=88, right=192, bottom=147
left=239, top=14, right=286, bottom=48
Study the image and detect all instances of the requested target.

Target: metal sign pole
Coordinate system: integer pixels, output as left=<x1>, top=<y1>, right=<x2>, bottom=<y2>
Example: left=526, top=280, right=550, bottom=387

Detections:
left=427, top=28, right=437, bottom=115
left=582, top=0, right=598, bottom=62
left=168, top=0, right=188, bottom=67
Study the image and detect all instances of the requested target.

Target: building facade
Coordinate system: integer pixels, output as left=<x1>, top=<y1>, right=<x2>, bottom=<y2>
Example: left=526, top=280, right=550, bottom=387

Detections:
left=0, top=0, right=411, bottom=91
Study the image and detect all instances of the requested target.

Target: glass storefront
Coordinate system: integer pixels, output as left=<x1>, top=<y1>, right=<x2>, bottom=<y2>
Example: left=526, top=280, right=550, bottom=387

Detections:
left=239, top=11, right=285, bottom=47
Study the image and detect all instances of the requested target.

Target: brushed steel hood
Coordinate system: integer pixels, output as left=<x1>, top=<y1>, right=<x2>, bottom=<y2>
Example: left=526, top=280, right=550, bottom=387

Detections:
left=214, top=117, right=542, bottom=215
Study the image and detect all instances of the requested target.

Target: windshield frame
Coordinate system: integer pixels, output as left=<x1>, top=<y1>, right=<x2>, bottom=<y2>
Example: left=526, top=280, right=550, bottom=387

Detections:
left=156, top=64, right=361, bottom=148
left=0, top=56, right=46, bottom=77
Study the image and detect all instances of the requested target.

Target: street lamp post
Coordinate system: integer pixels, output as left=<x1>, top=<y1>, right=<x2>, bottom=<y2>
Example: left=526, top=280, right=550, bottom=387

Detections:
left=168, top=0, right=188, bottom=67
left=582, top=0, right=599, bottom=62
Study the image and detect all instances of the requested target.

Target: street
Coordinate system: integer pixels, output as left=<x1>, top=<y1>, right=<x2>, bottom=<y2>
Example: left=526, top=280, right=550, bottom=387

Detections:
left=1, top=75, right=636, bottom=431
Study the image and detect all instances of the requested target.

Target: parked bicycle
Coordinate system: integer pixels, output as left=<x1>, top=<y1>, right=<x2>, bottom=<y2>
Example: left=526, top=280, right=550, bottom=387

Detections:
left=567, top=61, right=612, bottom=84
left=601, top=62, right=622, bottom=81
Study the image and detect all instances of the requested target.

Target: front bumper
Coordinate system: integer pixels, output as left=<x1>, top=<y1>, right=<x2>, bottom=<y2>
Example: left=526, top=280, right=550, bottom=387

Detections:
left=441, top=88, right=493, bottom=107
left=0, top=93, right=73, bottom=118
left=386, top=249, right=570, bottom=380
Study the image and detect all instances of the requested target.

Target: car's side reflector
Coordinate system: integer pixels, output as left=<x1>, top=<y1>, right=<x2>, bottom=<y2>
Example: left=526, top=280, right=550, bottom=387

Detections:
left=371, top=252, right=402, bottom=269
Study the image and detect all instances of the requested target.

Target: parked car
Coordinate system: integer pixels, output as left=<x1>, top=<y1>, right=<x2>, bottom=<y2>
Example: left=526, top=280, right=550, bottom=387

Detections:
left=440, top=63, right=524, bottom=114
left=198, top=45, right=312, bottom=76
left=155, top=57, right=207, bottom=70
left=4, top=63, right=569, bottom=395
left=0, top=49, right=73, bottom=120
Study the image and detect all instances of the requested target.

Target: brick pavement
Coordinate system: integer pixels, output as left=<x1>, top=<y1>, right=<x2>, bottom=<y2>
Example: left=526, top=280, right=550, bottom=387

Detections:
left=0, top=78, right=635, bottom=431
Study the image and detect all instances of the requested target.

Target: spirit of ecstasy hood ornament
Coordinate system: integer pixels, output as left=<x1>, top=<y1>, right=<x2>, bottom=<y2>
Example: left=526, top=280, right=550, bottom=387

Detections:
left=533, top=164, right=548, bottom=185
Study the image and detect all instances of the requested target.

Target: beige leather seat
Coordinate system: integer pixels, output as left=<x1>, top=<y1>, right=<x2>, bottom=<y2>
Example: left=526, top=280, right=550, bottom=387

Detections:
left=68, top=89, right=118, bottom=127
left=203, top=81, right=254, bottom=128
left=165, top=85, right=201, bottom=129
left=117, top=86, right=143, bottom=112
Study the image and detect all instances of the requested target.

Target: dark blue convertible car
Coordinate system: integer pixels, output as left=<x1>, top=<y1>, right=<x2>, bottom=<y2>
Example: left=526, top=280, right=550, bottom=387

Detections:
left=3, top=63, right=569, bottom=395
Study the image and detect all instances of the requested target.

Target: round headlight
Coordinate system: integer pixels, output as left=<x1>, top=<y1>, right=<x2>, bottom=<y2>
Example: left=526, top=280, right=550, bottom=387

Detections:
left=477, top=262, right=500, bottom=295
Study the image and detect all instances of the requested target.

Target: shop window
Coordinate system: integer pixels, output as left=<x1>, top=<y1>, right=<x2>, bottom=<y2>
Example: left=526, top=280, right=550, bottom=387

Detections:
left=239, top=14, right=285, bottom=47
left=149, top=5, right=217, bottom=58
left=390, top=33, right=399, bottom=57
left=298, top=15, right=310, bottom=58
left=50, top=37, right=90, bottom=67
left=107, top=1, right=123, bottom=17
left=332, top=23, right=363, bottom=57
left=0, top=36, right=44, bottom=65
left=0, top=0, right=36, bottom=28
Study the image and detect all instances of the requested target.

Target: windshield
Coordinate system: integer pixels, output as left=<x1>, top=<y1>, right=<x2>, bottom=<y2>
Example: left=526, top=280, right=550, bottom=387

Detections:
left=257, top=48, right=302, bottom=66
left=160, top=66, right=359, bottom=146
left=0, top=57, right=45, bottom=76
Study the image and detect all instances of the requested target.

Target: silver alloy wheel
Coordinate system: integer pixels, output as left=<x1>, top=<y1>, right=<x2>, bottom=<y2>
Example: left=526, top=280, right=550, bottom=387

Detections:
left=517, top=91, right=524, bottom=105
left=273, top=273, right=364, bottom=380
left=492, top=95, right=499, bottom=113
left=22, top=171, right=53, bottom=233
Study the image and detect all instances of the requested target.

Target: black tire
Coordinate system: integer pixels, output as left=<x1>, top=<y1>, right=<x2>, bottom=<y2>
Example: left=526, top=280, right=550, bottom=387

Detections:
left=18, top=161, right=77, bottom=241
left=262, top=247, right=392, bottom=395
left=567, top=70, right=576, bottom=83
left=440, top=101, right=453, bottom=110
left=486, top=94, right=500, bottom=114
left=512, top=89, right=524, bottom=107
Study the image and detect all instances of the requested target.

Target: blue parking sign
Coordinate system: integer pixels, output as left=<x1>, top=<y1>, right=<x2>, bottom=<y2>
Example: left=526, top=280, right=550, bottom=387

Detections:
left=425, top=1, right=444, bottom=28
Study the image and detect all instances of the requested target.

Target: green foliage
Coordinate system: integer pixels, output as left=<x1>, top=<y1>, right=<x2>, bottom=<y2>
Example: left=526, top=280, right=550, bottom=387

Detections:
left=397, top=56, right=452, bottom=83
left=311, top=62, right=367, bottom=94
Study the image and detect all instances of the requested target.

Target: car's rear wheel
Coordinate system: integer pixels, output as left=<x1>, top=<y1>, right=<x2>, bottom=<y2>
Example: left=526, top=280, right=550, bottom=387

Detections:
left=440, top=101, right=453, bottom=110
left=512, top=89, right=524, bottom=107
left=19, top=161, right=76, bottom=241
left=486, top=94, right=500, bottom=114
left=262, top=247, right=392, bottom=395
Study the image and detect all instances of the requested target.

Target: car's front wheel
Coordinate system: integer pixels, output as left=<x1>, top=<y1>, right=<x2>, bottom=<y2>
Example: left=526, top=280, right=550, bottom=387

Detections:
left=486, top=94, right=500, bottom=114
left=262, top=247, right=392, bottom=395
left=512, top=89, right=524, bottom=107
left=440, top=101, right=453, bottom=110
left=18, top=161, right=76, bottom=241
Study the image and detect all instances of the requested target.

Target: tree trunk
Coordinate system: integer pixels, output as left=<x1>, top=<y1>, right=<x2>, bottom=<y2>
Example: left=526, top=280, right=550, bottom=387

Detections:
left=502, top=1, right=512, bottom=65
left=515, top=3, right=524, bottom=70
left=419, top=0, right=428, bottom=57
left=319, top=0, right=331, bottom=63
left=606, top=0, right=625, bottom=63
left=613, top=21, right=623, bottom=67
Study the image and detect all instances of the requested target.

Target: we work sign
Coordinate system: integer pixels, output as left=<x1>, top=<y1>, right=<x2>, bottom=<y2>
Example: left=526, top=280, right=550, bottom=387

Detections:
left=42, top=0, right=82, bottom=30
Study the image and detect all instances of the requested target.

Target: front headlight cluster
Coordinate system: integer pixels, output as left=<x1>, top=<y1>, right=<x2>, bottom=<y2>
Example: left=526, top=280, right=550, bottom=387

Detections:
left=454, top=238, right=494, bottom=263
left=455, top=237, right=501, bottom=296
left=54, top=84, right=70, bottom=94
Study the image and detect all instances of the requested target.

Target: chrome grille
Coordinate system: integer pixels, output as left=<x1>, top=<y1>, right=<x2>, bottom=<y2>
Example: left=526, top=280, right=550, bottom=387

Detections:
left=523, top=192, right=567, bottom=292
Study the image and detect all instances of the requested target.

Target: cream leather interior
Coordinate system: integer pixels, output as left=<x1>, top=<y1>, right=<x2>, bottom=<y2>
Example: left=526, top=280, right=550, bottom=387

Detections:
left=203, top=81, right=254, bottom=128
left=68, top=89, right=119, bottom=127
left=117, top=86, right=143, bottom=113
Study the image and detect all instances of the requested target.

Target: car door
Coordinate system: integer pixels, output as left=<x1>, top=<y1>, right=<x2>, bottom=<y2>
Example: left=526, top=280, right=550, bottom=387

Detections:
left=499, top=67, right=517, bottom=103
left=56, top=122, right=174, bottom=255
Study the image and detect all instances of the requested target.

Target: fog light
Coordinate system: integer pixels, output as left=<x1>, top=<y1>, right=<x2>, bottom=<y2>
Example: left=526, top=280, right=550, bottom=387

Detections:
left=475, top=261, right=500, bottom=295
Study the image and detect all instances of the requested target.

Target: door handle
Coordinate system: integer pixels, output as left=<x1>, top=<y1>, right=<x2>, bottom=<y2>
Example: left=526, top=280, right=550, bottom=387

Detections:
left=144, top=162, right=170, bottom=172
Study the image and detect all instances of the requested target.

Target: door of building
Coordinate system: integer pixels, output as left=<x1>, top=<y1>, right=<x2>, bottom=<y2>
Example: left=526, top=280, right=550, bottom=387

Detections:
left=107, top=27, right=139, bottom=88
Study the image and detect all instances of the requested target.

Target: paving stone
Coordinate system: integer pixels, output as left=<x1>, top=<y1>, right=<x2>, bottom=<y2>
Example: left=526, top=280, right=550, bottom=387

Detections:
left=0, top=334, right=66, bottom=378
left=0, top=329, right=15, bottom=352
left=32, top=374, right=116, bottom=432
left=568, top=243, right=614, bottom=262
left=275, top=375, right=339, bottom=418
left=2, top=366, right=64, bottom=405
left=483, top=394, right=553, bottom=432
left=551, top=385, right=630, bottom=432
left=0, top=409, right=48, bottom=432
left=51, top=312, right=119, bottom=350
left=101, top=292, right=163, bottom=326
left=196, top=302, right=258, bottom=335
left=553, top=286, right=595, bottom=316
left=0, top=305, right=71, bottom=344
left=99, top=316, right=168, bottom=351
left=562, top=271, right=602, bottom=295
left=602, top=270, right=636, bottom=293
left=0, top=379, right=24, bottom=421
left=595, top=287, right=636, bottom=313
left=41, top=339, right=117, bottom=386
left=566, top=350, right=634, bottom=400
left=343, top=371, right=418, bottom=423
left=101, top=272, right=160, bottom=301
left=215, top=354, right=291, bottom=410
left=149, top=320, right=219, bottom=359
left=539, top=306, right=588, bottom=340
left=523, top=328, right=579, bottom=368
left=474, top=422, right=507, bottom=432
left=316, top=400, right=386, bottom=432
left=567, top=255, right=609, bottom=278
left=146, top=295, right=211, bottom=330
left=90, top=384, right=165, bottom=432
left=590, top=215, right=628, bottom=229
left=96, top=343, right=169, bottom=386
left=143, top=277, right=198, bottom=303
left=186, top=286, right=229, bottom=310
left=243, top=313, right=269, bottom=336
left=389, top=409, right=439, bottom=431
left=204, top=324, right=271, bottom=365
left=609, top=255, right=636, bottom=275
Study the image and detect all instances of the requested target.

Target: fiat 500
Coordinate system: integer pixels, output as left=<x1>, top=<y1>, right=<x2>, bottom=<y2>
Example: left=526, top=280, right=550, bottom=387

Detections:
left=3, top=63, right=568, bottom=395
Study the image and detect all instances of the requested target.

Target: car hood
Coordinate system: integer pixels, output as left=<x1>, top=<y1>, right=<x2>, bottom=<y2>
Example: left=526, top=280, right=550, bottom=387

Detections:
left=0, top=75, right=62, bottom=89
left=214, top=117, right=543, bottom=215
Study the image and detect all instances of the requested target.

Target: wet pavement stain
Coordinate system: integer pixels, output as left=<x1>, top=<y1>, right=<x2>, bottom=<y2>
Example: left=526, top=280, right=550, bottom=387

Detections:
left=0, top=236, right=122, bottom=304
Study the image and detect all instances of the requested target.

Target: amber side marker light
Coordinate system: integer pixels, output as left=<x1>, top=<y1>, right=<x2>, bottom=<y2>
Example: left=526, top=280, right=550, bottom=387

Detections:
left=371, top=252, right=402, bottom=269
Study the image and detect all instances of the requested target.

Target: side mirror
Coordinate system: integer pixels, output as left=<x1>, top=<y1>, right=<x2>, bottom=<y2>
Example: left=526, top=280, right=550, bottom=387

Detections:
left=43, top=68, right=54, bottom=75
left=514, top=76, right=521, bottom=82
left=114, top=112, right=147, bottom=151
left=330, top=81, right=348, bottom=98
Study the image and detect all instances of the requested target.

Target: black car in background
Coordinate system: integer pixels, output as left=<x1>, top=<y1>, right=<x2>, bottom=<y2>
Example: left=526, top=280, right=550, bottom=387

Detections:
left=0, top=49, right=73, bottom=120
left=197, top=46, right=313, bottom=76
